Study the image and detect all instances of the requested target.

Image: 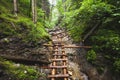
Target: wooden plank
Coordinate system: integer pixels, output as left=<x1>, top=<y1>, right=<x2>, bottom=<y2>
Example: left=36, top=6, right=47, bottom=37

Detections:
left=43, top=44, right=91, bottom=48
left=53, top=54, right=67, bottom=56
left=49, top=66, right=67, bottom=68
left=53, top=44, right=64, bottom=46
left=63, top=45, right=92, bottom=48
left=51, top=59, right=67, bottom=61
left=48, top=74, right=69, bottom=78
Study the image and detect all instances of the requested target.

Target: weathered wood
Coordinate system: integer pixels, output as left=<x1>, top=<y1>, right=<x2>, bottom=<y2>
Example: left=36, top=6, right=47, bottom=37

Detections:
left=48, top=74, right=69, bottom=78
left=0, top=55, right=50, bottom=65
left=44, top=44, right=91, bottom=48
left=51, top=59, right=67, bottom=61
left=63, top=45, right=92, bottom=48
left=49, top=66, right=67, bottom=68
left=53, top=54, right=67, bottom=56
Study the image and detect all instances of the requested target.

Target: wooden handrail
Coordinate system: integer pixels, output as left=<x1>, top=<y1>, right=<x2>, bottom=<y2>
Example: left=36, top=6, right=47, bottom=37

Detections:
left=63, top=45, right=92, bottom=48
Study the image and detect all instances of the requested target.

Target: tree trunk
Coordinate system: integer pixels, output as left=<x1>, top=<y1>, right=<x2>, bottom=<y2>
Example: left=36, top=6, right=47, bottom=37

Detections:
left=13, top=0, right=17, bottom=16
left=32, top=0, right=37, bottom=24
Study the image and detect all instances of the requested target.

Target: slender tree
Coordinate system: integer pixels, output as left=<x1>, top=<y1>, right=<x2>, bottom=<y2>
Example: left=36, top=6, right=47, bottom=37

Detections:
left=13, top=0, right=18, bottom=16
left=32, top=0, right=37, bottom=24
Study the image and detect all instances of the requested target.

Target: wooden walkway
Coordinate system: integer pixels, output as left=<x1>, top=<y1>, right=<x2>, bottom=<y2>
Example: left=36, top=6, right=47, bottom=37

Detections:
left=48, top=34, right=68, bottom=80
left=45, top=28, right=91, bottom=80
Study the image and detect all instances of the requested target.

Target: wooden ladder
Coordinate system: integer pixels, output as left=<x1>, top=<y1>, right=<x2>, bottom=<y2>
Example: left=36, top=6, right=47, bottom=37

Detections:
left=48, top=35, right=69, bottom=80
left=46, top=30, right=91, bottom=80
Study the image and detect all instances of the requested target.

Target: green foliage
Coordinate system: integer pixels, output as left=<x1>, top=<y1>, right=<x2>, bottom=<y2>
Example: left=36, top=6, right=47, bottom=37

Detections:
left=56, top=0, right=120, bottom=74
left=18, top=0, right=31, bottom=16
left=0, top=58, right=41, bottom=80
left=91, top=29, right=120, bottom=71
left=0, top=0, right=50, bottom=43
left=91, top=30, right=120, bottom=51
left=113, top=59, right=120, bottom=72
left=37, top=9, right=45, bottom=23
left=87, top=50, right=97, bottom=62
left=26, top=23, right=49, bottom=42
left=0, top=22, right=16, bottom=36
left=96, top=66, right=105, bottom=74
left=56, top=0, right=65, bottom=15
left=57, top=0, right=113, bottom=42
left=86, top=0, right=120, bottom=73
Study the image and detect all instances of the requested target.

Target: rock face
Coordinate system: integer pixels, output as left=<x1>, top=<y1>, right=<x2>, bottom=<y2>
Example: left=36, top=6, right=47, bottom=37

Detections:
left=0, top=37, right=50, bottom=65
left=68, top=62, right=83, bottom=80
left=76, top=43, right=120, bottom=80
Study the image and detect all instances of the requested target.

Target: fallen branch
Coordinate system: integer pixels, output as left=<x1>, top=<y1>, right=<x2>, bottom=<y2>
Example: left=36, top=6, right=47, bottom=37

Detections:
left=83, top=20, right=102, bottom=41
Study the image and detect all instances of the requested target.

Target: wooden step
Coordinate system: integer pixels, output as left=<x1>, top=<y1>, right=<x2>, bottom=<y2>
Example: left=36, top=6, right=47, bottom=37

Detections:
left=53, top=50, right=66, bottom=52
left=49, top=66, right=67, bottom=68
left=51, top=59, right=67, bottom=61
left=48, top=74, right=69, bottom=78
left=53, top=44, right=64, bottom=46
left=53, top=54, right=67, bottom=56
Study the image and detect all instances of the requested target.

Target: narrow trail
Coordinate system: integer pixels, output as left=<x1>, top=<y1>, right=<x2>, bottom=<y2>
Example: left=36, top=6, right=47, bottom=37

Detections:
left=44, top=27, right=90, bottom=80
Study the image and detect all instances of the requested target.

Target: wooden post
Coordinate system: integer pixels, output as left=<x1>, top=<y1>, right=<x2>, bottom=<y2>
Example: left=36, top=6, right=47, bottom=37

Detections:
left=63, top=68, right=67, bottom=74
left=51, top=78, right=55, bottom=80
left=62, top=51, right=65, bottom=54
left=52, top=69, right=55, bottom=75
left=53, top=61, right=56, bottom=66
left=64, top=78, right=67, bottom=80
left=55, top=51, right=58, bottom=54
left=63, top=61, right=66, bottom=65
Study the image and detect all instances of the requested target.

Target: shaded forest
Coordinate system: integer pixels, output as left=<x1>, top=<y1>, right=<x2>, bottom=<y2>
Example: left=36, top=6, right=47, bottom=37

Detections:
left=0, top=0, right=120, bottom=80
